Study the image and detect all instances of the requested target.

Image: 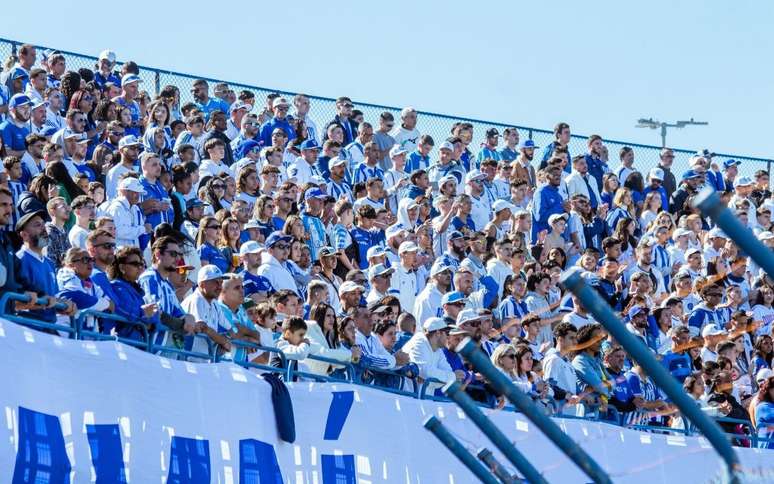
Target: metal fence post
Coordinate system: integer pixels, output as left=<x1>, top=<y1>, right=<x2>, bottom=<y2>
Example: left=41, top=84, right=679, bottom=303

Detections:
left=457, top=338, right=613, bottom=484
left=476, top=448, right=517, bottom=484
left=443, top=381, right=546, bottom=484
left=561, top=267, right=742, bottom=484
left=423, top=416, right=500, bottom=484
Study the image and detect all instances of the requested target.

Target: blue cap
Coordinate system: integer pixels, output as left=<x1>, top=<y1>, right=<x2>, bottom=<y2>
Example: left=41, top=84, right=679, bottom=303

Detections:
left=441, top=291, right=465, bottom=305
left=299, top=139, right=320, bottom=151
left=7, top=66, right=28, bottom=81
left=681, top=169, right=701, bottom=181
left=121, top=74, right=143, bottom=85
left=448, top=230, right=468, bottom=241
left=265, top=231, right=292, bottom=248
left=245, top=275, right=274, bottom=295
left=235, top=139, right=261, bottom=159
left=185, top=198, right=206, bottom=210
left=41, top=126, right=58, bottom=136
left=723, top=159, right=741, bottom=170
left=8, top=94, right=32, bottom=110
left=303, top=188, right=327, bottom=200
left=521, top=139, right=540, bottom=149
left=627, top=305, right=647, bottom=320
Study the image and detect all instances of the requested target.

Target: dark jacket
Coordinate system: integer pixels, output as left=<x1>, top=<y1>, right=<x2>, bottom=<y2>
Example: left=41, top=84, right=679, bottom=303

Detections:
left=658, top=164, right=677, bottom=200
left=200, top=129, right=235, bottom=167
left=323, top=115, right=359, bottom=145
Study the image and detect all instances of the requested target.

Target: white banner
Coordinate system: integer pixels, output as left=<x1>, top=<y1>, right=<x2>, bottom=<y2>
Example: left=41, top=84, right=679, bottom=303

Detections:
left=0, top=317, right=772, bottom=483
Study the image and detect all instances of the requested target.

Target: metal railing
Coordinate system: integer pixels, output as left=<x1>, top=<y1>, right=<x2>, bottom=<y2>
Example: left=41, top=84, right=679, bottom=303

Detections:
left=1, top=37, right=771, bottom=179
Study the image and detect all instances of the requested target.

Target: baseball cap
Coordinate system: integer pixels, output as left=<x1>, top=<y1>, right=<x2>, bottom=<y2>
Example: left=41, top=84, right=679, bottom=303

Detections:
left=389, top=146, right=408, bottom=158
left=117, top=177, right=146, bottom=194
left=442, top=291, right=465, bottom=305
left=229, top=101, right=250, bottom=114
left=330, top=156, right=348, bottom=167
left=366, top=246, right=386, bottom=259
left=98, top=50, right=117, bottom=63
left=485, top=127, right=500, bottom=137
left=118, top=135, right=141, bottom=149
left=701, top=325, right=725, bottom=338
left=197, top=264, right=227, bottom=284
left=265, top=231, right=292, bottom=248
left=398, top=241, right=419, bottom=254
left=438, top=141, right=454, bottom=152
left=15, top=210, right=46, bottom=232
left=63, top=130, right=89, bottom=143
left=456, top=308, right=485, bottom=325
left=696, top=149, right=716, bottom=159
left=723, top=159, right=741, bottom=170
left=448, top=230, right=468, bottom=241
left=492, top=200, right=515, bottom=214
left=185, top=198, right=206, bottom=210
left=369, top=263, right=394, bottom=279
left=430, top=261, right=452, bottom=277
left=8, top=94, right=32, bottom=110
left=317, top=246, right=337, bottom=258
left=627, top=306, right=647, bottom=319
left=464, top=169, right=487, bottom=184
left=685, top=247, right=702, bottom=258
left=648, top=168, right=664, bottom=181
left=303, top=188, right=327, bottom=201
left=548, top=213, right=568, bottom=225
left=338, top=281, right=365, bottom=296
left=299, top=139, right=320, bottom=151
left=239, top=240, right=262, bottom=257
left=423, top=317, right=447, bottom=333
left=708, top=227, right=727, bottom=239
left=385, top=224, right=405, bottom=240
left=30, top=99, right=48, bottom=111
left=521, top=140, right=540, bottom=149
left=758, top=231, right=774, bottom=241
left=674, top=269, right=692, bottom=280
left=121, top=74, right=143, bottom=86
left=756, top=368, right=774, bottom=383
left=733, top=176, right=754, bottom=188
left=272, top=97, right=289, bottom=108
left=7, top=67, right=28, bottom=82
left=449, top=324, right=470, bottom=336
left=439, top=174, right=457, bottom=186
left=681, top=169, right=701, bottom=181
left=243, top=219, right=263, bottom=231
left=672, top=228, right=691, bottom=239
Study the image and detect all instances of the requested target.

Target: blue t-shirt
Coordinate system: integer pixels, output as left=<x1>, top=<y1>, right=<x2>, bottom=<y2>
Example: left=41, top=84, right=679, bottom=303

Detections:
left=198, top=242, right=230, bottom=273
left=0, top=120, right=30, bottom=152
left=661, top=350, right=693, bottom=383
left=755, top=401, right=774, bottom=449
left=350, top=226, right=373, bottom=269
left=16, top=249, right=58, bottom=322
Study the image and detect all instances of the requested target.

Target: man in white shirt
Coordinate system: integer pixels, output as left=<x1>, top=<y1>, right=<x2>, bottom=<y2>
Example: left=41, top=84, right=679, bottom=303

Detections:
left=401, top=317, right=460, bottom=393
left=355, top=306, right=409, bottom=369
left=390, top=241, right=419, bottom=312
left=542, top=322, right=582, bottom=408
left=106, top=135, right=141, bottom=200
left=344, top=122, right=373, bottom=169
left=366, top=263, right=395, bottom=304
left=105, top=177, right=150, bottom=248
left=388, top=106, right=420, bottom=153
left=565, top=155, right=601, bottom=206
left=464, top=169, right=492, bottom=231
left=181, top=265, right=233, bottom=358
left=414, top=262, right=452, bottom=324
left=383, top=146, right=409, bottom=214
left=256, top=232, right=299, bottom=296
left=225, top=101, right=250, bottom=140
left=199, top=138, right=233, bottom=179
left=288, top=139, right=321, bottom=186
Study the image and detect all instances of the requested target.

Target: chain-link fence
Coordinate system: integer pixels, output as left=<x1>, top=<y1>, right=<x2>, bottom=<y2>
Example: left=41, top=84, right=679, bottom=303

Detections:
left=2, top=36, right=771, bottom=178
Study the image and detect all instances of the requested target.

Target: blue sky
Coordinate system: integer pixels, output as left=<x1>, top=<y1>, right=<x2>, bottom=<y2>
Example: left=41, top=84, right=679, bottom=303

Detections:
left=4, top=1, right=773, bottom=158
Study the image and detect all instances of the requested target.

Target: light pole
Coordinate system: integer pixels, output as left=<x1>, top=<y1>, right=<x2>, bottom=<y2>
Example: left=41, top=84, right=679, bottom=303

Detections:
left=636, top=117, right=708, bottom=147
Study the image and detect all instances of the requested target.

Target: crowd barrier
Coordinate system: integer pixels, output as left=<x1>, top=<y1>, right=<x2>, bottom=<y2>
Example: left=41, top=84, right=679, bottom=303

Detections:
left=1, top=37, right=772, bottom=179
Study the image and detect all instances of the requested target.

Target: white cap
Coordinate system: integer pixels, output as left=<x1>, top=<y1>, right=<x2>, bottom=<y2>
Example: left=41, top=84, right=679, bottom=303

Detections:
left=118, top=177, right=146, bottom=194
left=439, top=174, right=457, bottom=186
left=389, top=145, right=408, bottom=158
left=456, top=308, right=485, bottom=325
left=330, top=156, right=348, bottom=167
left=648, top=168, right=664, bottom=181
left=366, top=246, right=386, bottom=259
left=385, top=224, right=405, bottom=240
left=338, top=280, right=365, bottom=296
left=464, top=169, right=486, bottom=184
left=685, top=247, right=702, bottom=258
left=98, top=50, right=116, bottom=63
left=423, top=317, right=447, bottom=333
left=708, top=227, right=727, bottom=239
left=272, top=97, right=289, bottom=108
left=239, top=240, right=262, bottom=257
left=548, top=213, right=568, bottom=225
left=701, top=325, right=725, bottom=338
left=398, top=241, right=419, bottom=254
left=492, top=200, right=515, bottom=213
left=756, top=368, right=774, bottom=383
left=734, top=176, right=754, bottom=188
left=197, top=264, right=227, bottom=284
left=758, top=231, right=774, bottom=241
left=439, top=141, right=454, bottom=152
left=672, top=228, right=691, bottom=239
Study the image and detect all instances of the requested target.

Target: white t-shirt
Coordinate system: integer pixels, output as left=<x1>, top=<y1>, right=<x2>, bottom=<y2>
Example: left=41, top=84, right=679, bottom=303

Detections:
left=389, top=125, right=421, bottom=153
left=68, top=225, right=90, bottom=249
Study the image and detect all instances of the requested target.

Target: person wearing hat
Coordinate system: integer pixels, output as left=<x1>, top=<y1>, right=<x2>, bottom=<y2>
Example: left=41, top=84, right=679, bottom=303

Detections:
left=105, top=135, right=142, bottom=199
left=389, top=240, right=419, bottom=312
left=114, top=73, right=143, bottom=134
left=427, top=140, right=464, bottom=190
left=337, top=280, right=365, bottom=316
left=180, top=198, right=205, bottom=241
left=703, top=227, right=728, bottom=263
left=474, top=127, right=502, bottom=168
left=729, top=176, right=757, bottom=224
left=685, top=284, right=727, bottom=337
left=255, top=231, right=299, bottom=296
left=669, top=169, right=702, bottom=213
left=224, top=101, right=250, bottom=140
left=383, top=145, right=410, bottom=213
left=106, top=176, right=150, bottom=248
left=414, top=261, right=452, bottom=324
left=0, top=94, right=33, bottom=157
left=93, top=50, right=121, bottom=89
left=642, top=167, right=668, bottom=211
left=300, top=188, right=329, bottom=261
left=288, top=139, right=322, bottom=186
left=236, top=240, right=270, bottom=298
left=181, top=264, right=232, bottom=357
left=257, top=97, right=294, bottom=147
left=400, top=317, right=461, bottom=393
left=463, top=169, right=491, bottom=231
left=510, top=139, right=539, bottom=190
left=365, top=263, right=395, bottom=304
left=325, top=154, right=353, bottom=202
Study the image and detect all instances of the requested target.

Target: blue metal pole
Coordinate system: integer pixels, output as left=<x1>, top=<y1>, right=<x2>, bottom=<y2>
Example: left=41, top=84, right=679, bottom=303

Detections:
left=476, top=448, right=518, bottom=484
left=561, top=268, right=741, bottom=483
left=457, top=338, right=613, bottom=484
left=423, top=416, right=501, bottom=484
left=694, top=187, right=774, bottom=278
left=444, top=381, right=546, bottom=484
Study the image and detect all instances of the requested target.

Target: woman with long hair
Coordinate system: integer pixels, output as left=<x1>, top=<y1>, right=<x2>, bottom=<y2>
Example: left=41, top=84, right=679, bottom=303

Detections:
left=600, top=172, right=620, bottom=208
left=639, top=190, right=663, bottom=230
left=304, top=303, right=359, bottom=377
left=605, top=187, right=637, bottom=235
left=235, top=165, right=260, bottom=212
left=753, top=336, right=774, bottom=374
left=282, top=214, right=308, bottom=242
left=755, top=377, right=774, bottom=449
left=199, top=176, right=226, bottom=214
left=218, top=217, right=242, bottom=272
left=612, top=218, right=637, bottom=269
left=108, top=246, right=158, bottom=342
left=252, top=195, right=276, bottom=240
left=196, top=215, right=229, bottom=272
left=17, top=174, right=59, bottom=220
left=752, top=286, right=774, bottom=338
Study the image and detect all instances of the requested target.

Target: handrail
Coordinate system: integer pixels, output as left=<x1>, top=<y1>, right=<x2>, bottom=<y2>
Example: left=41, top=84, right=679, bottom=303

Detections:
left=75, top=310, right=151, bottom=351
left=304, top=354, right=356, bottom=382
left=0, top=292, right=74, bottom=335
left=149, top=333, right=216, bottom=363
left=561, top=268, right=742, bottom=483
left=218, top=340, right=292, bottom=380
left=423, top=416, right=501, bottom=484
left=477, top=448, right=518, bottom=484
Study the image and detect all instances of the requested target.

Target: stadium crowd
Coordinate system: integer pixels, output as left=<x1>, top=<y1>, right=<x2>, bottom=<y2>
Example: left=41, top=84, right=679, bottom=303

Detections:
left=0, top=44, right=773, bottom=448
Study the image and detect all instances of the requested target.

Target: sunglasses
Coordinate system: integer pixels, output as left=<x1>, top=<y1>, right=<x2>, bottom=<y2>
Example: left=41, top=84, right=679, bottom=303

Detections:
left=164, top=250, right=183, bottom=258
left=74, top=256, right=95, bottom=264
left=502, top=354, right=516, bottom=360
left=274, top=243, right=290, bottom=250
left=212, top=184, right=226, bottom=190
left=96, top=242, right=116, bottom=249
left=124, top=260, right=146, bottom=268
left=205, top=225, right=220, bottom=230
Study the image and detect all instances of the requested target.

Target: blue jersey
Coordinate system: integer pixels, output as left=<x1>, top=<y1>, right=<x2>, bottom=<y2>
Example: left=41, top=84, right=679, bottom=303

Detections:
left=687, top=303, right=727, bottom=333
left=661, top=350, right=693, bottom=383
left=301, top=212, right=327, bottom=261
left=531, top=184, right=564, bottom=241
left=405, top=150, right=430, bottom=173
left=756, top=402, right=774, bottom=449
left=475, top=146, right=502, bottom=168
left=259, top=117, right=295, bottom=147
left=198, top=242, right=230, bottom=273
left=0, top=120, right=29, bottom=152
left=497, top=296, right=529, bottom=322
left=643, top=185, right=668, bottom=211
left=140, top=177, right=174, bottom=227
left=16, top=248, right=58, bottom=322
left=354, top=163, right=385, bottom=184
left=350, top=226, right=373, bottom=269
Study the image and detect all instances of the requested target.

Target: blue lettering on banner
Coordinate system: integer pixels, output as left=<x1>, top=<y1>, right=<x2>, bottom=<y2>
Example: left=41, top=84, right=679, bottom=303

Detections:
left=239, top=439, right=284, bottom=484
left=324, top=391, right=354, bottom=440
left=13, top=407, right=72, bottom=484
left=167, top=436, right=211, bottom=483
left=321, top=454, right=357, bottom=484
left=86, top=424, right=127, bottom=483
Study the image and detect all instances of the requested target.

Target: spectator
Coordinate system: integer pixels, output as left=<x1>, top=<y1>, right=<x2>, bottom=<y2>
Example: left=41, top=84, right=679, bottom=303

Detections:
left=402, top=317, right=458, bottom=393
left=181, top=264, right=232, bottom=357
left=389, top=107, right=419, bottom=153
left=1, top=94, right=32, bottom=157
left=572, top=323, right=611, bottom=416
left=45, top=196, right=72, bottom=268
left=107, top=246, right=158, bottom=340
left=755, top=376, right=774, bottom=449
left=305, top=302, right=360, bottom=376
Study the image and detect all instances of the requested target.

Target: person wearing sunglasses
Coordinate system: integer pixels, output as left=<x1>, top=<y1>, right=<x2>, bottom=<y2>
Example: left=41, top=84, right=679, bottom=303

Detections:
left=57, top=247, right=114, bottom=331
